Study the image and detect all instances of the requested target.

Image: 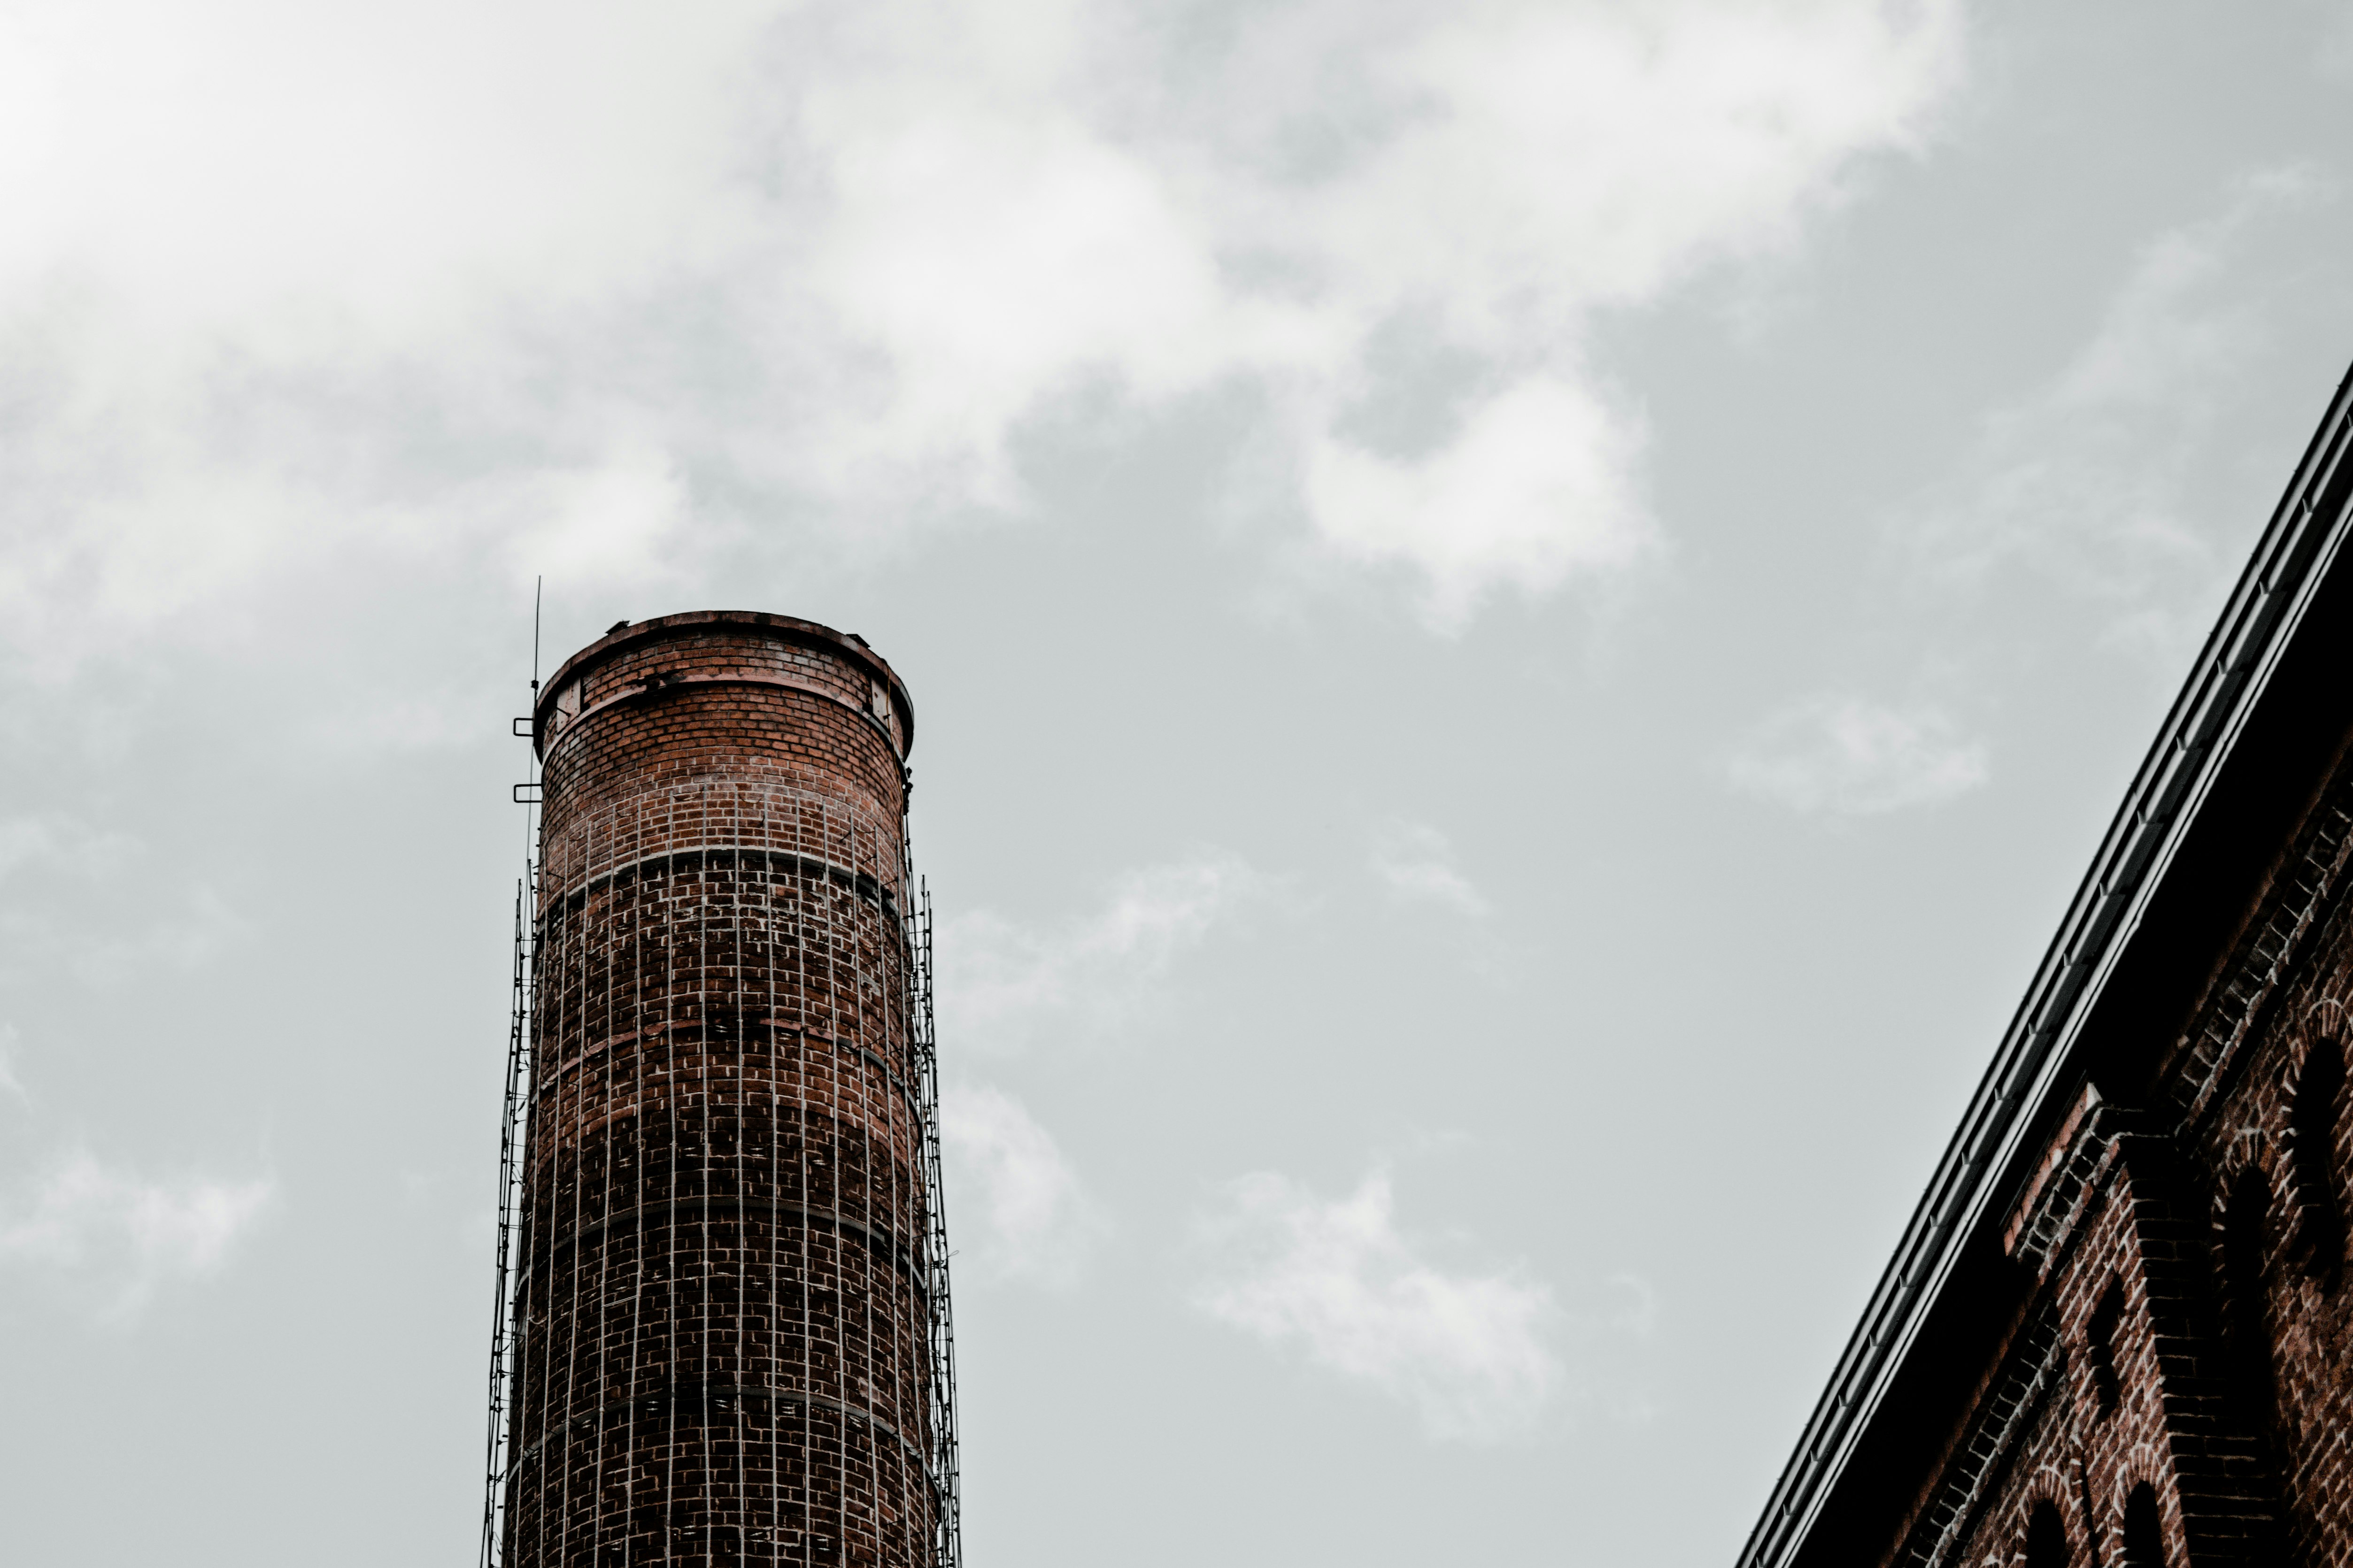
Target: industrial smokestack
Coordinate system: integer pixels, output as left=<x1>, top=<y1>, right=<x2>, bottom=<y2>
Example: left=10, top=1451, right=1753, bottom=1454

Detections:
left=480, top=611, right=959, bottom=1568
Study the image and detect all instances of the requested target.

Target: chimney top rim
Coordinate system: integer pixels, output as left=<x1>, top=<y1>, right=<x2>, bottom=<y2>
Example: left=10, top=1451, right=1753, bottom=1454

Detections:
left=533, top=611, right=915, bottom=755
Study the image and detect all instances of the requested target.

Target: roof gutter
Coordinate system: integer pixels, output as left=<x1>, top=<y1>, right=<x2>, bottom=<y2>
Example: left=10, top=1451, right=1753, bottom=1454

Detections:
left=1737, top=362, right=2353, bottom=1568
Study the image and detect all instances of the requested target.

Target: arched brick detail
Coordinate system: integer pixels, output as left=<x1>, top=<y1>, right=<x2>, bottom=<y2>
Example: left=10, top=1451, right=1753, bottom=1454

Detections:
left=2279, top=1011, right=2349, bottom=1279
left=2006, top=1465, right=2086, bottom=1567
left=2094, top=1454, right=2182, bottom=1568
left=2298, top=990, right=2349, bottom=1042
left=2073, top=1274, right=2129, bottom=1425
left=2207, top=1134, right=2289, bottom=1280
left=2073, top=1140, right=2278, bottom=1565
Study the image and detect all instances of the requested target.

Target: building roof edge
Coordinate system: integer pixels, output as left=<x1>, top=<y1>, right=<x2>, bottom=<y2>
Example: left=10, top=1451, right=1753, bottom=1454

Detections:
left=1736, top=359, right=2353, bottom=1568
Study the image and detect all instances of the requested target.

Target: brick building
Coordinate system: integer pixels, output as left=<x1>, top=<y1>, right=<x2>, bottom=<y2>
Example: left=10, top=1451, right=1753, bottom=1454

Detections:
left=1739, top=368, right=2353, bottom=1568
left=481, top=612, right=959, bottom=1568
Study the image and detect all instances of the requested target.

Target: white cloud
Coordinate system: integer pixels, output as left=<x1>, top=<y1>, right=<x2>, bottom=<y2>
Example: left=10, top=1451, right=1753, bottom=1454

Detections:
left=801, top=0, right=1963, bottom=620
left=2322, top=9, right=2353, bottom=85
left=941, top=1082, right=1106, bottom=1287
left=1369, top=820, right=1488, bottom=915
left=0, top=816, right=143, bottom=881
left=503, top=445, right=703, bottom=590
left=0, top=1151, right=274, bottom=1319
left=938, top=850, right=1279, bottom=1052
left=0, top=818, right=239, bottom=983
left=0, top=1026, right=25, bottom=1103
left=1605, top=1271, right=1659, bottom=1340
left=1, top=884, right=247, bottom=986
left=120, top=885, right=248, bottom=975
left=1899, top=169, right=2331, bottom=663
left=1304, top=376, right=1652, bottom=628
left=1729, top=694, right=1988, bottom=815
left=0, top=0, right=1966, bottom=661
left=1196, top=1168, right=1559, bottom=1440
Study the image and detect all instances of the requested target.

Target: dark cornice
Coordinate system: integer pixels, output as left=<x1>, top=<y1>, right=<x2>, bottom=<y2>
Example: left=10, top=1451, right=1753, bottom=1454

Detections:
left=1737, top=361, right=2353, bottom=1568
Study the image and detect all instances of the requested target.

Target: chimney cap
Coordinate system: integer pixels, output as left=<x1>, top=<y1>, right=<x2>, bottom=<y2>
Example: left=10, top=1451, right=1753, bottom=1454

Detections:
left=533, top=610, right=915, bottom=759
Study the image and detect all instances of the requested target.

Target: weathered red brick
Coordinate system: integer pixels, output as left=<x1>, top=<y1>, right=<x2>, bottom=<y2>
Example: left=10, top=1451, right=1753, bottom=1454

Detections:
left=501, top=613, right=943, bottom=1568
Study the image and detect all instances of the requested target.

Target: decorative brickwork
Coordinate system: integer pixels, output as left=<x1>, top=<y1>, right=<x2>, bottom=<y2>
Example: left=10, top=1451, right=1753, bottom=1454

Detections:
left=485, top=613, right=957, bottom=1568
left=1740, top=366, right=2353, bottom=1568
left=1881, top=753, right=2353, bottom=1568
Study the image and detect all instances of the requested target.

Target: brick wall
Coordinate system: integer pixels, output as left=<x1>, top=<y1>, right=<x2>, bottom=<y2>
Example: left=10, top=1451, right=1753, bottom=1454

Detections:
left=1890, top=762, right=2353, bottom=1568
left=501, top=614, right=941, bottom=1568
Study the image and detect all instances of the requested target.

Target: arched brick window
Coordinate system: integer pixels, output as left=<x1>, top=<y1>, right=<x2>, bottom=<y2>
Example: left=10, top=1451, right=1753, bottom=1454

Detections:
left=2293, top=1036, right=2345, bottom=1276
left=2085, top=1278, right=2124, bottom=1417
left=2220, top=1171, right=2277, bottom=1429
left=2022, top=1499, right=2068, bottom=1568
left=2118, top=1483, right=2168, bottom=1568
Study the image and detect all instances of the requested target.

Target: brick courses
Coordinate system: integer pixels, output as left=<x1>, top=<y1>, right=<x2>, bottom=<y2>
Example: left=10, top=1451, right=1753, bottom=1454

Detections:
left=1866, top=751, right=2353, bottom=1568
left=501, top=613, right=942, bottom=1568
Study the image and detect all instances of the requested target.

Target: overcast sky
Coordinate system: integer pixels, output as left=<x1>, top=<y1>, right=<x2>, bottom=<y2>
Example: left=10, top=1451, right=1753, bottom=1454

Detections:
left=3, top=2, right=2352, bottom=1563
